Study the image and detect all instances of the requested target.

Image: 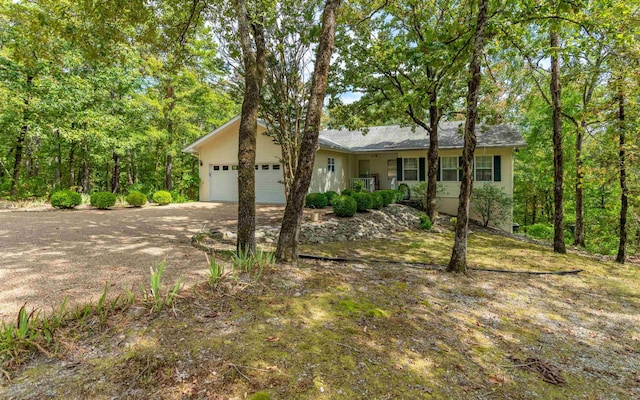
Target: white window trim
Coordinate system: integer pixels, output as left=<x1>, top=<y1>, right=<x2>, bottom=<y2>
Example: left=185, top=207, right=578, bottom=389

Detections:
left=474, top=155, right=493, bottom=182
left=403, top=157, right=418, bottom=181
left=328, top=157, right=335, bottom=173
left=440, top=156, right=459, bottom=182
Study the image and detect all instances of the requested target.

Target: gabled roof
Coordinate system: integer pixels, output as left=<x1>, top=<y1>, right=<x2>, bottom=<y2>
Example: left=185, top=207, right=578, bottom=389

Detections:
left=182, top=116, right=269, bottom=154
left=318, top=122, right=526, bottom=152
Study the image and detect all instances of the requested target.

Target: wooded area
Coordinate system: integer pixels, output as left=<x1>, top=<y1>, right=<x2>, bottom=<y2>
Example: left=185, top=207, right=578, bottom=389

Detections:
left=1, top=0, right=639, bottom=265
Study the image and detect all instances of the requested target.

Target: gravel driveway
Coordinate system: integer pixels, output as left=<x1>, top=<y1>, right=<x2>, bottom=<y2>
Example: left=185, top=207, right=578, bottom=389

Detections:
left=0, top=202, right=284, bottom=321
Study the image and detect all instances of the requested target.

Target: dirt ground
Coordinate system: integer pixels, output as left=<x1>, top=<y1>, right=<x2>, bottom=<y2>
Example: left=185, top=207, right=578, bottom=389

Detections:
left=0, top=202, right=284, bottom=322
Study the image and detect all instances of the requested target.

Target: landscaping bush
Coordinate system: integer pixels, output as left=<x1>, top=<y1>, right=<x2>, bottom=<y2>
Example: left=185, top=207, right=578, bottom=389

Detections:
left=419, top=214, right=433, bottom=230
left=332, top=195, right=357, bottom=217
left=305, top=192, right=328, bottom=209
left=371, top=192, right=384, bottom=209
left=378, top=190, right=393, bottom=207
left=341, top=188, right=355, bottom=197
left=352, top=192, right=373, bottom=212
left=471, top=184, right=514, bottom=227
left=170, top=190, right=189, bottom=204
left=50, top=190, right=82, bottom=209
left=152, top=190, right=173, bottom=205
left=526, top=223, right=554, bottom=240
left=324, top=190, right=338, bottom=205
left=352, top=180, right=365, bottom=193
left=90, top=191, right=117, bottom=209
left=125, top=191, right=147, bottom=207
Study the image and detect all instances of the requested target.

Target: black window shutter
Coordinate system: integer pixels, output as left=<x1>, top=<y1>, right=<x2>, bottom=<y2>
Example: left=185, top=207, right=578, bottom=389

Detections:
left=494, top=155, right=501, bottom=181
left=458, top=156, right=463, bottom=181
left=397, top=158, right=403, bottom=181
left=419, top=157, right=426, bottom=181
left=437, top=158, right=441, bottom=181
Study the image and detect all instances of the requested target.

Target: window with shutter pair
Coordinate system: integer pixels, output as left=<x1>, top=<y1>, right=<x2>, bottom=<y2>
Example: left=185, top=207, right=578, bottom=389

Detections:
left=437, top=155, right=501, bottom=182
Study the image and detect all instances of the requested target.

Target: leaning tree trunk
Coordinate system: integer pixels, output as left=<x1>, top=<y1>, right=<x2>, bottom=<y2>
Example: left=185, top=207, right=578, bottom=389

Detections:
left=447, top=0, right=488, bottom=274
left=233, top=0, right=266, bottom=254
left=616, top=91, right=627, bottom=264
left=550, top=5, right=566, bottom=254
left=276, top=0, right=342, bottom=262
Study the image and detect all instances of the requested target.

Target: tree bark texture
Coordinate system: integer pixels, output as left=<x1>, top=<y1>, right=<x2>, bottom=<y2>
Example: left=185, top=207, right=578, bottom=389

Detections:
left=276, top=0, right=342, bottom=262
left=616, top=92, right=627, bottom=264
left=447, top=0, right=488, bottom=273
left=426, top=90, right=440, bottom=223
left=573, top=122, right=585, bottom=247
left=234, top=0, right=266, bottom=254
left=550, top=16, right=566, bottom=254
left=112, top=152, right=121, bottom=194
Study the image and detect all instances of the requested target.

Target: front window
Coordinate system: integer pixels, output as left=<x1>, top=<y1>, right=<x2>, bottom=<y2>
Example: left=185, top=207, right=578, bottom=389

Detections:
left=475, top=155, right=493, bottom=181
left=441, top=157, right=459, bottom=181
left=328, top=157, right=335, bottom=172
left=403, top=158, right=418, bottom=181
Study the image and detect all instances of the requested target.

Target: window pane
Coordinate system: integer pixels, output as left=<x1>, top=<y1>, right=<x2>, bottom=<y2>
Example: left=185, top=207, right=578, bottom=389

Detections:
left=272, top=164, right=280, bottom=170
left=213, top=165, right=220, bottom=171
left=262, top=165, right=269, bottom=170
left=404, top=158, right=417, bottom=169
left=476, top=169, right=492, bottom=181
left=404, top=170, right=418, bottom=181
left=442, top=157, right=458, bottom=169
left=223, top=165, right=229, bottom=171
left=387, top=159, right=397, bottom=179
left=443, top=170, right=458, bottom=181
left=476, top=156, right=492, bottom=168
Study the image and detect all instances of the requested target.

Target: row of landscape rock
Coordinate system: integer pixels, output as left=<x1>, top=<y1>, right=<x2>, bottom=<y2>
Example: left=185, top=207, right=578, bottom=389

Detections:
left=192, top=204, right=424, bottom=252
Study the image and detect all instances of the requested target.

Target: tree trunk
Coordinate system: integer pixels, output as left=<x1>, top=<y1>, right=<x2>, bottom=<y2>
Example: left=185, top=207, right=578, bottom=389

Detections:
left=615, top=92, right=627, bottom=264
left=276, top=0, right=342, bottom=262
left=426, top=90, right=439, bottom=222
left=233, top=0, right=267, bottom=254
left=69, top=142, right=76, bottom=188
left=55, top=130, right=62, bottom=187
left=128, top=150, right=135, bottom=186
left=165, top=153, right=173, bottom=191
left=79, top=141, right=90, bottom=194
left=549, top=11, right=566, bottom=254
left=10, top=76, right=33, bottom=197
left=573, top=122, right=585, bottom=247
left=447, top=0, right=488, bottom=274
left=112, top=152, right=121, bottom=194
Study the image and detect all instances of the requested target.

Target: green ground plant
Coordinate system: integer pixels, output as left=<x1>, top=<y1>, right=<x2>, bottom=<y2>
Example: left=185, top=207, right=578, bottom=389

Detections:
left=90, top=192, right=117, bottom=209
left=50, top=190, right=82, bottom=209
left=352, top=192, right=373, bottom=212
left=125, top=191, right=147, bottom=207
left=332, top=195, right=357, bottom=217
left=152, top=191, right=173, bottom=206
left=305, top=193, right=328, bottom=209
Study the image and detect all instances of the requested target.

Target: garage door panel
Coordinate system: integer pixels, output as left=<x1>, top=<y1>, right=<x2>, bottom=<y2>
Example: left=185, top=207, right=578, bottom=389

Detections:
left=208, top=163, right=285, bottom=203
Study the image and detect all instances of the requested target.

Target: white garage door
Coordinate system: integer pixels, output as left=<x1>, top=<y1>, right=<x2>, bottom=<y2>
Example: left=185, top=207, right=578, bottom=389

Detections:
left=209, top=164, right=238, bottom=201
left=255, top=163, right=286, bottom=203
left=208, top=163, right=285, bottom=203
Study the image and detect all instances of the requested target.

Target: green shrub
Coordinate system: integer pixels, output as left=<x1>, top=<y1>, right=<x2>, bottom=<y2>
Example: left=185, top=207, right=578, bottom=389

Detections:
left=170, top=190, right=189, bottom=204
left=398, top=183, right=410, bottom=200
left=305, top=192, right=328, bottom=209
left=450, top=217, right=457, bottom=227
left=378, top=190, right=393, bottom=207
left=419, top=214, right=432, bottom=230
left=341, top=188, right=355, bottom=197
left=125, top=191, right=147, bottom=207
left=50, top=190, right=82, bottom=209
left=371, top=192, right=384, bottom=209
left=526, top=223, right=554, bottom=240
left=352, top=192, right=373, bottom=212
left=332, top=195, right=357, bottom=217
left=471, top=184, right=514, bottom=227
left=152, top=190, right=173, bottom=205
left=324, top=190, right=338, bottom=205
left=90, top=191, right=117, bottom=209
left=352, top=180, right=365, bottom=192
